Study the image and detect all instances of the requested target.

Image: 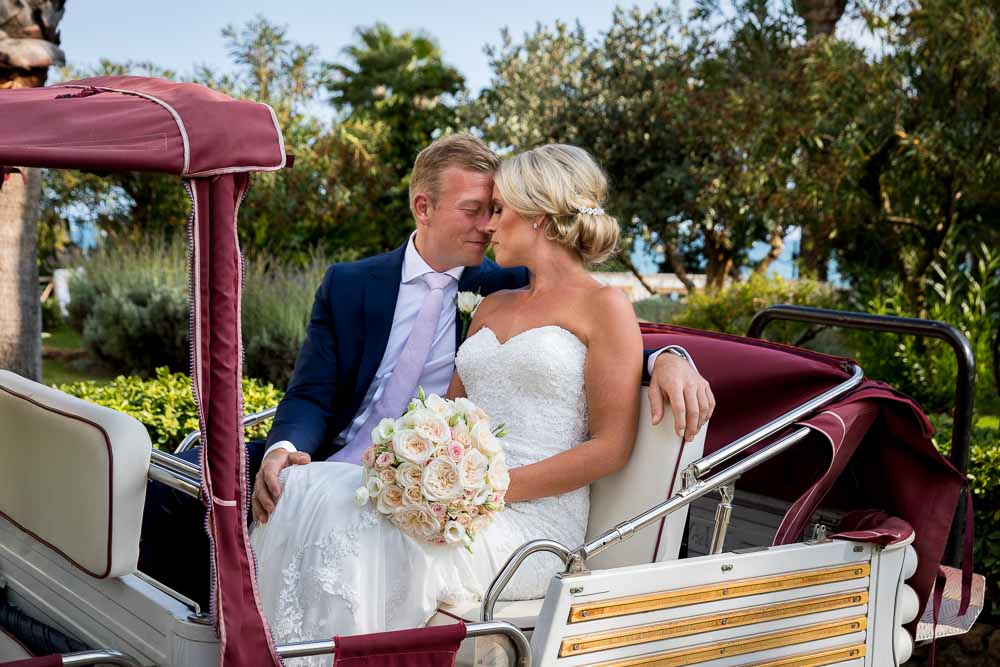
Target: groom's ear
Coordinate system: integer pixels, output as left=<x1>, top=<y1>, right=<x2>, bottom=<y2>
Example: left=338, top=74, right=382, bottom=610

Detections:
left=412, top=192, right=432, bottom=226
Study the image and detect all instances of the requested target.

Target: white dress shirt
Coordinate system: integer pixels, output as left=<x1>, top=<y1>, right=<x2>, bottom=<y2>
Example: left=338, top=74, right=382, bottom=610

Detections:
left=266, top=233, right=463, bottom=459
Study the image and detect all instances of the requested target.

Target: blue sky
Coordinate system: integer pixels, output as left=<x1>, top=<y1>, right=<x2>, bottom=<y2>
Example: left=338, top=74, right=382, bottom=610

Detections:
left=60, top=1, right=661, bottom=94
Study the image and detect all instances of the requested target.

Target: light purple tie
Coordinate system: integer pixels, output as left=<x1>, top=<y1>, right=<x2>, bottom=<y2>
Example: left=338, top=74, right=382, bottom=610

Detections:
left=333, top=272, right=455, bottom=463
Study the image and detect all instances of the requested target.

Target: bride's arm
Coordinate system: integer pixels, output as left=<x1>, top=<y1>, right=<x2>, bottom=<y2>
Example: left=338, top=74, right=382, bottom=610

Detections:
left=504, top=288, right=643, bottom=503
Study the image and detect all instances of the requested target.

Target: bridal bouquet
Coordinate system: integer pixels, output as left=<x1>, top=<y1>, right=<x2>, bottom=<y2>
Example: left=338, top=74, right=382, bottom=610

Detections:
left=354, top=389, right=509, bottom=549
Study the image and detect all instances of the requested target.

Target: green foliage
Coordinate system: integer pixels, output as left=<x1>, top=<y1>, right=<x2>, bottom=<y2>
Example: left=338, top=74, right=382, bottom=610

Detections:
left=633, top=296, right=687, bottom=324
left=41, top=297, right=63, bottom=332
left=930, top=414, right=1000, bottom=613
left=55, top=367, right=283, bottom=451
left=852, top=243, right=999, bottom=412
left=671, top=273, right=843, bottom=341
left=66, top=237, right=340, bottom=387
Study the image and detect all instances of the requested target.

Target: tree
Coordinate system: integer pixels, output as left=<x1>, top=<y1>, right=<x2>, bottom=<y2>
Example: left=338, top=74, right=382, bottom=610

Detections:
left=328, top=23, right=465, bottom=250
left=0, top=0, right=65, bottom=380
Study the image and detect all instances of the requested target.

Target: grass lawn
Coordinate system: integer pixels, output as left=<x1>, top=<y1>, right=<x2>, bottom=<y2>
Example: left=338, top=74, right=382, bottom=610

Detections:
left=41, top=324, right=116, bottom=387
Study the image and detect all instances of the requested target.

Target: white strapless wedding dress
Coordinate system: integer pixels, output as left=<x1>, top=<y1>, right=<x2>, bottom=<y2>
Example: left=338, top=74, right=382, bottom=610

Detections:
left=251, top=326, right=589, bottom=663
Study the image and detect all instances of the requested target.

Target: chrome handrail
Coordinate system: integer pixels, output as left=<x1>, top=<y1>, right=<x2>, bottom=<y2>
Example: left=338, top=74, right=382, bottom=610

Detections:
left=150, top=448, right=201, bottom=479
left=275, top=620, right=532, bottom=666
left=480, top=539, right=573, bottom=622
left=577, top=426, right=811, bottom=562
left=61, top=650, right=143, bottom=667
left=684, top=363, right=863, bottom=482
left=174, top=406, right=278, bottom=454
left=148, top=462, right=200, bottom=498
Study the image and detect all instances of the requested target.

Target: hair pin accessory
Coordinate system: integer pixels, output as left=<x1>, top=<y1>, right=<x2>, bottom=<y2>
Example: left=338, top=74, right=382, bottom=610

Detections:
left=577, top=206, right=605, bottom=216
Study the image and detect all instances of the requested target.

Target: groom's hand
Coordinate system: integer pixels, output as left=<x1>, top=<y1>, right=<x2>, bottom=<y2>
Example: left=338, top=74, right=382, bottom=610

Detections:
left=252, top=449, right=311, bottom=524
left=648, top=353, right=715, bottom=442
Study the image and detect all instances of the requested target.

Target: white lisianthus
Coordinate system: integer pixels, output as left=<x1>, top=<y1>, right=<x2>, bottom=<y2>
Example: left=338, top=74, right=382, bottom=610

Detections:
left=353, top=487, right=370, bottom=507
left=421, top=458, right=463, bottom=501
left=472, top=486, right=491, bottom=505
left=471, top=421, right=502, bottom=456
left=409, top=408, right=452, bottom=445
left=443, top=520, right=466, bottom=544
left=393, top=504, right=441, bottom=539
left=459, top=448, right=488, bottom=490
left=486, top=456, right=510, bottom=491
left=372, top=418, right=396, bottom=445
left=365, top=475, right=384, bottom=497
left=376, top=484, right=405, bottom=514
left=424, top=393, right=455, bottom=419
left=452, top=397, right=477, bottom=416
left=449, top=419, right=471, bottom=448
left=392, top=429, right=432, bottom=465
left=456, top=291, right=483, bottom=315
left=396, top=462, right=423, bottom=489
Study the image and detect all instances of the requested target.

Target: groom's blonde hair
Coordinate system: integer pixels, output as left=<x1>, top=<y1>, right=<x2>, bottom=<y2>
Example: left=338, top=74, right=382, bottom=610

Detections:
left=410, top=134, right=500, bottom=213
left=495, top=144, right=620, bottom=265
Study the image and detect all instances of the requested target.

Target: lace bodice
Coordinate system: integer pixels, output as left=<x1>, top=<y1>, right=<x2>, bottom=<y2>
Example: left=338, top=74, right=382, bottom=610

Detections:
left=457, top=325, right=590, bottom=469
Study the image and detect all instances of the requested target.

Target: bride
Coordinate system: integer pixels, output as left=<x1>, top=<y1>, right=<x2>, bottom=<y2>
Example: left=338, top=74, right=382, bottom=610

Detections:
left=250, top=144, right=643, bottom=658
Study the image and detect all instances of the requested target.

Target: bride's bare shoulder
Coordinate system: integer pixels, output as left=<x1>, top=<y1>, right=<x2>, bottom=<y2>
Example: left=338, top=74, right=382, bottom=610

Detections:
left=577, top=284, right=640, bottom=341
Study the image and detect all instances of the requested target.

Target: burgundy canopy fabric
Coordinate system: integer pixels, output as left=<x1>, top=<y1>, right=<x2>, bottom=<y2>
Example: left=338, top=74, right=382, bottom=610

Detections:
left=0, top=76, right=285, bottom=176
left=641, top=324, right=968, bottom=624
left=0, top=76, right=285, bottom=666
left=333, top=622, right=467, bottom=667
left=0, top=656, right=61, bottom=667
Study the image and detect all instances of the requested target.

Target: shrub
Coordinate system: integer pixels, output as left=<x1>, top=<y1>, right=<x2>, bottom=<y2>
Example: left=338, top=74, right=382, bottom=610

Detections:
left=66, top=238, right=353, bottom=387
left=633, top=295, right=686, bottom=324
left=666, top=274, right=846, bottom=354
left=930, top=414, right=1000, bottom=614
left=55, top=367, right=284, bottom=451
left=41, top=297, right=64, bottom=331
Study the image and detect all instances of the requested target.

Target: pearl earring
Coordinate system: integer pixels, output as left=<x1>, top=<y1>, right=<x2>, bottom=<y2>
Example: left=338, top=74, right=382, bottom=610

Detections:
left=532, top=222, right=539, bottom=229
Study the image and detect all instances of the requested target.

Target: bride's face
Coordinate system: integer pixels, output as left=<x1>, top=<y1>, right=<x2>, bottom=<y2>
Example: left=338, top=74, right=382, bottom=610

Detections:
left=487, top=187, right=541, bottom=267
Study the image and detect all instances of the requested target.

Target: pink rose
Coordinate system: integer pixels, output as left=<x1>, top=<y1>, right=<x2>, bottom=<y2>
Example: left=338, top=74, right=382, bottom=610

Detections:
left=376, top=451, right=394, bottom=468
left=362, top=447, right=376, bottom=466
left=448, top=441, right=465, bottom=462
left=429, top=503, right=447, bottom=519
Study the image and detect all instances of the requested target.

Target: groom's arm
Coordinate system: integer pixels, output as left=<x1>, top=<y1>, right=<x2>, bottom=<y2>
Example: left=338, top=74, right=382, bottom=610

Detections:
left=644, top=346, right=715, bottom=442
left=265, top=265, right=342, bottom=458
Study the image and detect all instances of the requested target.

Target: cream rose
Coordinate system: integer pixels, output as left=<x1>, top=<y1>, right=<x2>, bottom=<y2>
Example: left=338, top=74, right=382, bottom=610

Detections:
left=353, top=486, right=370, bottom=507
left=365, top=475, right=384, bottom=497
left=421, top=458, right=463, bottom=502
left=471, top=421, right=502, bottom=456
left=486, top=456, right=510, bottom=491
left=396, top=462, right=423, bottom=488
left=393, top=504, right=441, bottom=539
left=409, top=409, right=452, bottom=445
left=376, top=484, right=405, bottom=514
left=459, top=448, right=488, bottom=490
left=392, top=429, right=432, bottom=465
left=378, top=467, right=397, bottom=485
left=449, top=420, right=472, bottom=448
left=402, top=485, right=424, bottom=506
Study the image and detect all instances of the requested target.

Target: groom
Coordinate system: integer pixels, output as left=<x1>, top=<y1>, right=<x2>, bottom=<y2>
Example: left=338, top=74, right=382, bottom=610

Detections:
left=250, top=134, right=715, bottom=524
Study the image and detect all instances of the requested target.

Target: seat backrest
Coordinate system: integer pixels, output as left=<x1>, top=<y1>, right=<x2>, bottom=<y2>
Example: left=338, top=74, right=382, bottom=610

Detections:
left=0, top=370, right=152, bottom=578
left=585, top=396, right=706, bottom=570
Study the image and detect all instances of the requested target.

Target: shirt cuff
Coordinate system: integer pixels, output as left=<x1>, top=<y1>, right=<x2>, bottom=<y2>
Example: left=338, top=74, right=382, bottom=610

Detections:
left=263, top=440, right=297, bottom=459
left=647, top=345, right=698, bottom=376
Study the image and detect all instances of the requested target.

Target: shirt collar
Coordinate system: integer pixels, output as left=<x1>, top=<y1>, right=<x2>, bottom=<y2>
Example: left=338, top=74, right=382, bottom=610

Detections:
left=402, top=231, right=465, bottom=284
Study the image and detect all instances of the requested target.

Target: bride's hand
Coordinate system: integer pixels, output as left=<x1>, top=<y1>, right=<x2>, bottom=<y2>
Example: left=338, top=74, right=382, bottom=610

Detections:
left=252, top=449, right=311, bottom=524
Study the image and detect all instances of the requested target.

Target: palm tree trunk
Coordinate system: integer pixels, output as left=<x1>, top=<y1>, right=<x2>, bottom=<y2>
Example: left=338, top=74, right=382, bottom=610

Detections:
left=0, top=167, right=42, bottom=380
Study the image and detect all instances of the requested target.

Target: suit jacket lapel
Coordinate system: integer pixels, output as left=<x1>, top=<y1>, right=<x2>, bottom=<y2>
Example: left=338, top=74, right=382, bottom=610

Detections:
left=356, top=245, right=406, bottom=398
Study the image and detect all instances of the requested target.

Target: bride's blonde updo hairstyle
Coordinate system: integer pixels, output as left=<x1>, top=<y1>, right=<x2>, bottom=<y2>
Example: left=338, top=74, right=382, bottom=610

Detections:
left=494, top=144, right=619, bottom=265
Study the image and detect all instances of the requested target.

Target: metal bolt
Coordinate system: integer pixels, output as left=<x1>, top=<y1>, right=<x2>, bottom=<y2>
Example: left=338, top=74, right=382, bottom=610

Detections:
left=570, top=586, right=584, bottom=594
left=581, top=610, right=590, bottom=618
left=721, top=564, right=734, bottom=572
left=572, top=644, right=580, bottom=651
left=720, top=618, right=728, bottom=625
left=853, top=546, right=863, bottom=553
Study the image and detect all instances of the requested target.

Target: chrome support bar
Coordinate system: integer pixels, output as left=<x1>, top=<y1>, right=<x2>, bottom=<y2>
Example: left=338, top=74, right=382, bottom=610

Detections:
left=577, top=426, right=812, bottom=562
left=174, top=406, right=278, bottom=454
left=709, top=482, right=736, bottom=555
left=134, top=569, right=200, bottom=614
left=150, top=448, right=201, bottom=479
left=61, top=650, right=143, bottom=667
left=685, top=364, right=863, bottom=481
left=148, top=463, right=200, bottom=498
left=481, top=539, right=573, bottom=622
left=275, top=621, right=532, bottom=666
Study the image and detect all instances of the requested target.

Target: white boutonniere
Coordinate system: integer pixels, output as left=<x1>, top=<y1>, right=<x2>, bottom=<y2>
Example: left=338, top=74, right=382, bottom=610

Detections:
left=455, top=291, right=484, bottom=341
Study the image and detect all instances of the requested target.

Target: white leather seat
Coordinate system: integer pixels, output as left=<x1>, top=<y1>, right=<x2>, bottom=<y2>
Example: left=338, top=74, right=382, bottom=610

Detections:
left=0, top=370, right=152, bottom=579
left=430, top=395, right=707, bottom=628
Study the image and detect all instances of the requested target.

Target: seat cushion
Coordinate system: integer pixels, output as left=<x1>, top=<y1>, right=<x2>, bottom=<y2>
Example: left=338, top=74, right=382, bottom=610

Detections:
left=0, top=370, right=152, bottom=578
left=428, top=598, right=544, bottom=631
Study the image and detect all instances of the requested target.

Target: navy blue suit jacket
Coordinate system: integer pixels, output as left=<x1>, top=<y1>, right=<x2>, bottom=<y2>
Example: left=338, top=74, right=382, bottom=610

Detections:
left=266, top=244, right=657, bottom=460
